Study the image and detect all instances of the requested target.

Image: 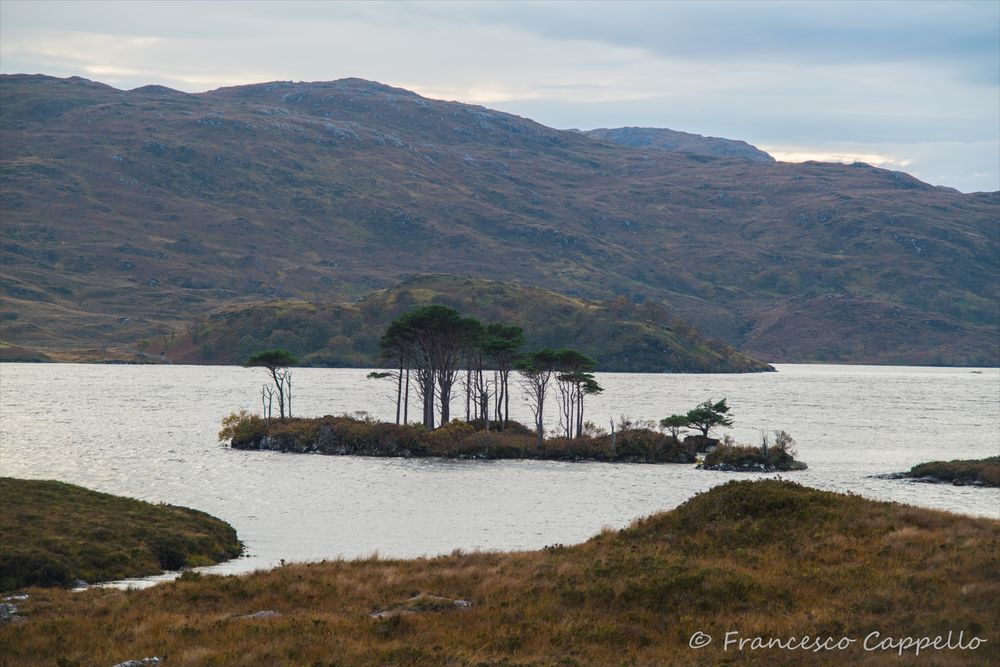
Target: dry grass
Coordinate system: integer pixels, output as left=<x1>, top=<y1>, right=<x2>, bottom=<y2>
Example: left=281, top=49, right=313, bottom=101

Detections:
left=1, top=480, right=997, bottom=666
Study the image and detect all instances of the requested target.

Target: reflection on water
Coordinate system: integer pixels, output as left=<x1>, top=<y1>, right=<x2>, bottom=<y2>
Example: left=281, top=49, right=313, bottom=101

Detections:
left=1, top=363, right=997, bottom=584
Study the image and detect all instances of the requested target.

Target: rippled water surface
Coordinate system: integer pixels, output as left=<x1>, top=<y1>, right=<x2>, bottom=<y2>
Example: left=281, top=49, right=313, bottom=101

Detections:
left=1, top=363, right=997, bottom=582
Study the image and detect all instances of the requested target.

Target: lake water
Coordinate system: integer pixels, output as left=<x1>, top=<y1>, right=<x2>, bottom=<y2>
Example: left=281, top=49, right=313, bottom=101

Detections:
left=1, top=363, right=997, bottom=585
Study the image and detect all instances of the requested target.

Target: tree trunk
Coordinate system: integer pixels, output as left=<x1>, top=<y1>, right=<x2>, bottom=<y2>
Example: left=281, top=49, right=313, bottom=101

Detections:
left=395, top=357, right=403, bottom=425
left=286, top=372, right=292, bottom=418
left=403, top=368, right=410, bottom=424
left=422, top=373, right=435, bottom=429
left=270, top=368, right=285, bottom=420
left=439, top=379, right=452, bottom=425
left=536, top=393, right=544, bottom=448
left=503, top=371, right=510, bottom=427
left=494, top=370, right=503, bottom=425
left=465, top=368, right=471, bottom=422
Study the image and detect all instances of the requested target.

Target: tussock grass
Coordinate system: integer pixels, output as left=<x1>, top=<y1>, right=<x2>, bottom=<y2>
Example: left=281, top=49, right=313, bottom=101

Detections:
left=0, top=478, right=241, bottom=590
left=2, top=480, right=997, bottom=665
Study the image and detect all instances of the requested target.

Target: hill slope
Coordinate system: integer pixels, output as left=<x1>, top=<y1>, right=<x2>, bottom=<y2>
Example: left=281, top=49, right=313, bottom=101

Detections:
left=171, top=275, right=772, bottom=372
left=1, top=75, right=997, bottom=365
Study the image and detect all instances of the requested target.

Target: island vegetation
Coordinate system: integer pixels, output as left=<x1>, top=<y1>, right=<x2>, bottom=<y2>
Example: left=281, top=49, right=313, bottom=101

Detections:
left=225, top=306, right=792, bottom=466
left=890, top=456, right=1000, bottom=487
left=0, top=478, right=241, bottom=591
left=222, top=412, right=698, bottom=464
left=2, top=481, right=997, bottom=665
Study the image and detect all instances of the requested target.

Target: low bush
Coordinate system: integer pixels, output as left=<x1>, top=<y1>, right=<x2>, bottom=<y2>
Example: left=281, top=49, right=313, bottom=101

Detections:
left=217, top=410, right=268, bottom=446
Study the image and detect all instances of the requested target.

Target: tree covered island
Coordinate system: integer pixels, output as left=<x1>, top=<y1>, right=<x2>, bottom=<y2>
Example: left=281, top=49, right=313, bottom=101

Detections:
left=223, top=305, right=806, bottom=469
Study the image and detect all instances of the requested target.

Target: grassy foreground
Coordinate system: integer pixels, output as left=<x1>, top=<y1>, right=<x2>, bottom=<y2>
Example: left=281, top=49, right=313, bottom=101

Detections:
left=0, top=478, right=242, bottom=590
left=1, top=480, right=997, bottom=666
left=905, top=456, right=1000, bottom=487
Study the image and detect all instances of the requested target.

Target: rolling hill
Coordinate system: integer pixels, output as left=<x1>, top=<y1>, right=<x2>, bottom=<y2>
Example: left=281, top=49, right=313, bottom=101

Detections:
left=167, top=274, right=772, bottom=373
left=1, top=74, right=997, bottom=365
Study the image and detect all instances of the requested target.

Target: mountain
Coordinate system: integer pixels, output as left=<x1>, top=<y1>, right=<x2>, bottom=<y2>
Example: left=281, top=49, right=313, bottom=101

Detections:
left=165, top=274, right=772, bottom=373
left=1, top=74, right=997, bottom=366
left=580, top=127, right=775, bottom=162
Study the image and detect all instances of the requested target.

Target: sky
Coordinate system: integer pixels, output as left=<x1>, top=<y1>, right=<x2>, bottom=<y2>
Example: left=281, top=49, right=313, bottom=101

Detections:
left=2, top=0, right=998, bottom=192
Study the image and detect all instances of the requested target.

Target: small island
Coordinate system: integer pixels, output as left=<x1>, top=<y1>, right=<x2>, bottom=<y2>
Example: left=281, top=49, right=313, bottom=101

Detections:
left=884, top=456, right=1000, bottom=488
left=696, top=430, right=808, bottom=472
left=228, top=319, right=802, bottom=468
left=225, top=306, right=789, bottom=466
left=0, top=478, right=242, bottom=591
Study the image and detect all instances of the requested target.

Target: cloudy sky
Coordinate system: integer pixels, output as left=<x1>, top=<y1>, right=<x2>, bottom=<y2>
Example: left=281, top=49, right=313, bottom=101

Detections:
left=2, top=0, right=998, bottom=192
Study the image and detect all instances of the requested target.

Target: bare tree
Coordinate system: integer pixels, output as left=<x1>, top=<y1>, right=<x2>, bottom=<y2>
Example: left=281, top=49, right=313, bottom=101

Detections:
left=245, top=349, right=297, bottom=420
left=516, top=349, right=561, bottom=448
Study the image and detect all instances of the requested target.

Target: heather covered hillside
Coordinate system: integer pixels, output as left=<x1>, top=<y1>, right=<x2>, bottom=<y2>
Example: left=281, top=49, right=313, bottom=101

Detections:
left=1, top=75, right=997, bottom=365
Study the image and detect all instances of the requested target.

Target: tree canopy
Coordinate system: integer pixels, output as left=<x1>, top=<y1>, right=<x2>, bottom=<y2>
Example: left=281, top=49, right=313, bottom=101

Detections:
left=685, top=398, right=734, bottom=438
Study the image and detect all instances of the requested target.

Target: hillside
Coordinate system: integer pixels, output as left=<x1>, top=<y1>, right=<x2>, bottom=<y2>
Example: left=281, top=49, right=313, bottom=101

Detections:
left=581, top=126, right=775, bottom=162
left=2, top=481, right=997, bottom=665
left=170, top=275, right=772, bottom=372
left=1, top=74, right=997, bottom=365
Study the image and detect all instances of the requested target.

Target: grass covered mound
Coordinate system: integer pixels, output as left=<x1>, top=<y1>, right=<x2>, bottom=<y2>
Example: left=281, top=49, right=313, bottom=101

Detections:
left=2, top=481, right=997, bottom=665
left=904, top=456, right=1000, bottom=487
left=222, top=412, right=697, bottom=463
left=700, top=431, right=807, bottom=472
left=0, top=478, right=242, bottom=590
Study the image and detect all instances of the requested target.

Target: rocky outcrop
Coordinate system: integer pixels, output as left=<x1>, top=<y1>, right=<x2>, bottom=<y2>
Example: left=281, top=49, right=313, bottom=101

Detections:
left=0, top=602, right=25, bottom=624
left=110, top=658, right=163, bottom=667
left=369, top=594, right=472, bottom=619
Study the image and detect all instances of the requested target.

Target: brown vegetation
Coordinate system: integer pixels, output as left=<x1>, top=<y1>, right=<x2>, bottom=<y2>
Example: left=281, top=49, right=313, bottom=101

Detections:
left=905, top=456, right=1000, bottom=487
left=222, top=413, right=698, bottom=464
left=1, top=480, right=997, bottom=665
left=0, top=478, right=241, bottom=590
